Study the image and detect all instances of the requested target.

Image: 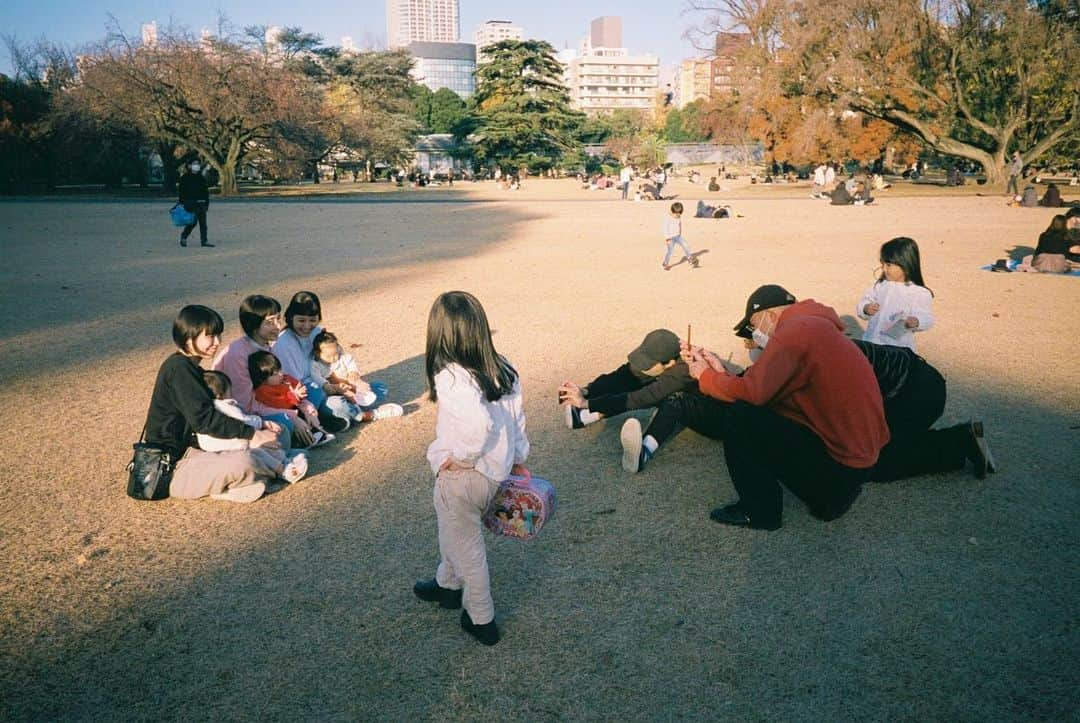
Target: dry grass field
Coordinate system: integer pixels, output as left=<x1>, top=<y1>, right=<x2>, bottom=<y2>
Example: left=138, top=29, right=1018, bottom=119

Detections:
left=1, top=176, right=1077, bottom=721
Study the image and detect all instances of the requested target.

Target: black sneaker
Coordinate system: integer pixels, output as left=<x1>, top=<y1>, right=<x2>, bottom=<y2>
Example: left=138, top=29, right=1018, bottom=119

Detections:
left=179, top=233, right=187, bottom=247
left=461, top=610, right=500, bottom=646
left=563, top=403, right=585, bottom=430
left=619, top=418, right=653, bottom=473
left=200, top=241, right=215, bottom=247
left=961, top=421, right=995, bottom=479
left=709, top=503, right=782, bottom=531
left=413, top=579, right=462, bottom=609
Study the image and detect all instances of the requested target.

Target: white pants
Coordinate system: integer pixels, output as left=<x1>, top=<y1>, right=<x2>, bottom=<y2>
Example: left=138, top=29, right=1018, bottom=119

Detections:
left=433, top=468, right=500, bottom=625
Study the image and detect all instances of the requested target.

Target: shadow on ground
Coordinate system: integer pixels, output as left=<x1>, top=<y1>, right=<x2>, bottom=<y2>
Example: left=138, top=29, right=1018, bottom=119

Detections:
left=1, top=376, right=1076, bottom=721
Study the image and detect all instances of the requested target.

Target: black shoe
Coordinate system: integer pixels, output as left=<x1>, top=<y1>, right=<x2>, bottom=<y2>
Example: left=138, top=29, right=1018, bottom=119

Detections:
left=563, top=403, right=584, bottom=430
left=200, top=241, right=215, bottom=247
left=961, top=421, right=995, bottom=479
left=179, top=234, right=187, bottom=247
left=709, top=503, right=781, bottom=531
left=461, top=610, right=500, bottom=646
left=413, top=579, right=462, bottom=609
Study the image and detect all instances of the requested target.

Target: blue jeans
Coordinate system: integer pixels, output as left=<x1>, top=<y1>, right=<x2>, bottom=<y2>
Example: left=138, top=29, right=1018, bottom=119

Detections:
left=662, top=236, right=692, bottom=266
left=322, top=381, right=389, bottom=421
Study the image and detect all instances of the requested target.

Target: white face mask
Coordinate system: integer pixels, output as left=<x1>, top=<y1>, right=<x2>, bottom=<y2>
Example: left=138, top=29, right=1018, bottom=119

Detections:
left=190, top=164, right=201, bottom=173
left=751, top=328, right=771, bottom=349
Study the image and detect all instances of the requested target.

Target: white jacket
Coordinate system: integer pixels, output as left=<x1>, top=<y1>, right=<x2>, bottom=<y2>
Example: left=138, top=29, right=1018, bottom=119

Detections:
left=426, top=363, right=529, bottom=481
left=857, top=280, right=935, bottom=350
left=196, top=399, right=263, bottom=452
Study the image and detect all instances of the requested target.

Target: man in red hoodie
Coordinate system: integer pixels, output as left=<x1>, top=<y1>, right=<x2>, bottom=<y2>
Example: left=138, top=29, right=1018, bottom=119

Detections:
left=685, top=285, right=890, bottom=530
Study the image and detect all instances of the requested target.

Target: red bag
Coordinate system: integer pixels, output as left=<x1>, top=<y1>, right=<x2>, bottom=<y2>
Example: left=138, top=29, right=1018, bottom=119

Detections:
left=482, top=468, right=556, bottom=540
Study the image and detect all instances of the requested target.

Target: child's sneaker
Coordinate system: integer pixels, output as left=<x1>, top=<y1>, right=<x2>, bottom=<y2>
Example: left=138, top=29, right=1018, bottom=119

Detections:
left=371, top=403, right=404, bottom=421
left=620, top=418, right=653, bottom=473
left=281, top=452, right=309, bottom=483
left=309, top=430, right=335, bottom=447
left=210, top=481, right=266, bottom=503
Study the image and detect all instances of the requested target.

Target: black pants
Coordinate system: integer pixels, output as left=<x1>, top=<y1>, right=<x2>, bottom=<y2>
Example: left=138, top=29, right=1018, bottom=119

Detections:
left=722, top=401, right=870, bottom=527
left=181, top=202, right=209, bottom=244
left=644, top=391, right=729, bottom=447
left=873, top=359, right=966, bottom=481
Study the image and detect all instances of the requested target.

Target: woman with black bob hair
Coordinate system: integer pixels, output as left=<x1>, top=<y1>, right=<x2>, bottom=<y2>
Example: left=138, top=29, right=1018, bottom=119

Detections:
left=142, top=305, right=284, bottom=502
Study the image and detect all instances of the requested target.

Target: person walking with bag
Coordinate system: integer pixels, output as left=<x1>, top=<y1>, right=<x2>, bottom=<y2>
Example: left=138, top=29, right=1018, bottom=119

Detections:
left=178, top=161, right=213, bottom=248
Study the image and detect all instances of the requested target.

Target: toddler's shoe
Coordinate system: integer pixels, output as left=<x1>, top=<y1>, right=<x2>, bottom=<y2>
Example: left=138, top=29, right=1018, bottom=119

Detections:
left=460, top=610, right=500, bottom=646
left=620, top=418, right=653, bottom=473
left=281, top=452, right=308, bottom=483
left=210, top=481, right=266, bottom=504
left=371, top=403, right=404, bottom=421
left=309, top=430, right=335, bottom=447
left=413, top=578, right=463, bottom=609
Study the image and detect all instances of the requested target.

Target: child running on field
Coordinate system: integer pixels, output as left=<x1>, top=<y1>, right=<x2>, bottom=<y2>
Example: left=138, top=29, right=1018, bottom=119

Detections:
left=249, top=350, right=335, bottom=447
left=196, top=370, right=309, bottom=488
left=857, top=236, right=935, bottom=350
left=662, top=202, right=698, bottom=270
left=413, top=291, right=529, bottom=647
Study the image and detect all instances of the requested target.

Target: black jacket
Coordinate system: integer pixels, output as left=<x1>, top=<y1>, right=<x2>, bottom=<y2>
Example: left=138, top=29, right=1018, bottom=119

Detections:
left=851, top=340, right=917, bottom=400
left=178, top=172, right=210, bottom=205
left=143, top=353, right=254, bottom=456
left=585, top=362, right=697, bottom=417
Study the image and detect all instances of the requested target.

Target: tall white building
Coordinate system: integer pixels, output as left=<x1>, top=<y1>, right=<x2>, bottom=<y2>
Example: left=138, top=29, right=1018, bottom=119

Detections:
left=387, top=0, right=460, bottom=48
left=565, top=17, right=660, bottom=115
left=473, top=20, right=523, bottom=62
left=141, top=22, right=158, bottom=47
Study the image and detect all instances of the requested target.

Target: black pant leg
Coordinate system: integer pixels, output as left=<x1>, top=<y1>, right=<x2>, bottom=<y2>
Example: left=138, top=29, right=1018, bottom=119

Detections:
left=723, top=402, right=867, bottom=526
left=874, top=360, right=964, bottom=481
left=645, top=391, right=729, bottom=446
left=196, top=207, right=208, bottom=243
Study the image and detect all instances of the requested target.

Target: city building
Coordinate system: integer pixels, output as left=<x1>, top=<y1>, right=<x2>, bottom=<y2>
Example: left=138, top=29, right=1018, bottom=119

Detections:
left=473, top=20, right=523, bottom=62
left=676, top=58, right=713, bottom=108
left=711, top=32, right=751, bottom=98
left=564, top=17, right=660, bottom=115
left=141, top=22, right=158, bottom=48
left=387, top=0, right=460, bottom=48
left=408, top=41, right=477, bottom=97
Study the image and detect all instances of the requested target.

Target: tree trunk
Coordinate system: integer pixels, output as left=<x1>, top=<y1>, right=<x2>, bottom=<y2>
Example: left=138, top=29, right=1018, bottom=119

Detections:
left=218, top=164, right=237, bottom=196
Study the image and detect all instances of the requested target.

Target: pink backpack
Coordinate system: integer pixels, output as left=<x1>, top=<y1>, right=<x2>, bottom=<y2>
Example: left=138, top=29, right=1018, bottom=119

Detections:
left=483, top=468, right=556, bottom=540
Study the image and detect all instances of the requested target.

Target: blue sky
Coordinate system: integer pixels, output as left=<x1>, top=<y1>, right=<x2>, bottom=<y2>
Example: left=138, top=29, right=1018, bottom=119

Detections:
left=2, top=0, right=711, bottom=77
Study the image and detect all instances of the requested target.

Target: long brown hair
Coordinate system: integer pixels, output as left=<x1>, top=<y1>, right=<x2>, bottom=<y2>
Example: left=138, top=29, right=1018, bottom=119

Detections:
left=425, top=291, right=516, bottom=402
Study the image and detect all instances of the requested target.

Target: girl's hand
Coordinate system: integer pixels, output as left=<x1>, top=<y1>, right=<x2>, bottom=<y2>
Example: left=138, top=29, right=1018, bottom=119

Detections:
left=864, top=302, right=880, bottom=316
left=251, top=428, right=281, bottom=449
left=262, top=420, right=283, bottom=435
left=292, top=383, right=308, bottom=400
left=439, top=457, right=472, bottom=473
left=904, top=316, right=920, bottom=329
left=510, top=463, right=527, bottom=477
left=686, top=353, right=709, bottom=380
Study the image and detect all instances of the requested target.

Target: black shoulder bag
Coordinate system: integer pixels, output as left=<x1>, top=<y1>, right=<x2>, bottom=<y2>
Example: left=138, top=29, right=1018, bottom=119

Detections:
left=126, top=427, right=174, bottom=500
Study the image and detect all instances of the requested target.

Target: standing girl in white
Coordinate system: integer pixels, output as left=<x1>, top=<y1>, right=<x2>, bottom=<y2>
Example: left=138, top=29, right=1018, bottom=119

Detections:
left=414, top=291, right=529, bottom=646
left=857, top=236, right=935, bottom=350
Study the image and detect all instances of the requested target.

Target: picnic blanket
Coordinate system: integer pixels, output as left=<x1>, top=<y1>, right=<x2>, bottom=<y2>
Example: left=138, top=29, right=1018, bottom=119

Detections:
left=981, top=258, right=1080, bottom=276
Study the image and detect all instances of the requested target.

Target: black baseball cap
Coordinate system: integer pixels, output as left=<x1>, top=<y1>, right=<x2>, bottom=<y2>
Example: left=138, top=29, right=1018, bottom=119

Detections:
left=733, top=285, right=796, bottom=339
left=628, top=329, right=681, bottom=374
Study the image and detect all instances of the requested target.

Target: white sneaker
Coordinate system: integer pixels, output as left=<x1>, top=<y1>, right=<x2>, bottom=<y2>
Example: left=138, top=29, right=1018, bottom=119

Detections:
left=620, top=418, right=643, bottom=473
left=309, top=430, right=335, bottom=447
left=211, top=482, right=266, bottom=503
left=371, top=403, right=404, bottom=420
left=281, top=453, right=308, bottom=483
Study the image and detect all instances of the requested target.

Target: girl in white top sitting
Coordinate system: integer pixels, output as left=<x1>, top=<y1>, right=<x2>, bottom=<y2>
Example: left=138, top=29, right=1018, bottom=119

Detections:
left=196, top=370, right=308, bottom=484
left=857, top=236, right=935, bottom=350
left=310, top=330, right=402, bottom=424
left=413, top=291, right=529, bottom=647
